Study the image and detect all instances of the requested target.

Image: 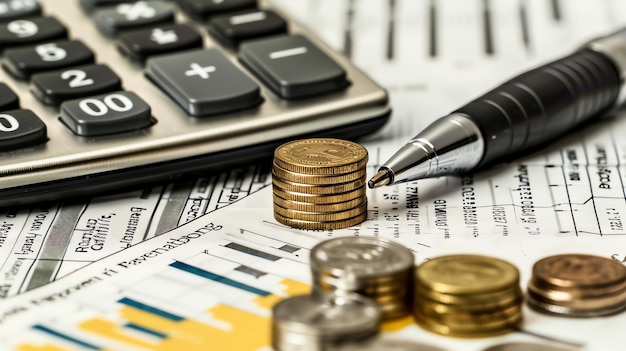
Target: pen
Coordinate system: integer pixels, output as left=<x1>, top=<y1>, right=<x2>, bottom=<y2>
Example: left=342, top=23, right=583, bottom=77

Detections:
left=368, top=28, right=626, bottom=188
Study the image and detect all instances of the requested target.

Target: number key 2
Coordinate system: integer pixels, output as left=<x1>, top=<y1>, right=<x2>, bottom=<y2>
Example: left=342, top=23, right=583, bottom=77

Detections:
left=32, top=64, right=122, bottom=105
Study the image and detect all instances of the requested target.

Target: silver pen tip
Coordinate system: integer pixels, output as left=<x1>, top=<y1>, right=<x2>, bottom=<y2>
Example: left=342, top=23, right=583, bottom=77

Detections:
left=368, top=170, right=391, bottom=188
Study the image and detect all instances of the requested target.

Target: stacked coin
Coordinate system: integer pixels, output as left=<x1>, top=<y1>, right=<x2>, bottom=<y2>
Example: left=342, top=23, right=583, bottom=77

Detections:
left=526, top=253, right=626, bottom=317
left=310, top=236, right=415, bottom=320
left=413, top=255, right=523, bottom=337
left=272, top=292, right=381, bottom=351
left=272, top=138, right=368, bottom=230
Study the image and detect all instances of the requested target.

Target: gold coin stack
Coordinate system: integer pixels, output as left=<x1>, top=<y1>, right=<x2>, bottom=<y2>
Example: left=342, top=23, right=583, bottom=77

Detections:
left=413, top=255, right=523, bottom=338
left=527, top=253, right=626, bottom=317
left=272, top=138, right=369, bottom=230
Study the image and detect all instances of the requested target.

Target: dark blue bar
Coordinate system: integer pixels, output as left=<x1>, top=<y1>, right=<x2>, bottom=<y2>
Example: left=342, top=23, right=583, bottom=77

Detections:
left=170, top=260, right=271, bottom=296
left=33, top=325, right=101, bottom=350
left=125, top=323, right=168, bottom=339
left=118, top=297, right=183, bottom=321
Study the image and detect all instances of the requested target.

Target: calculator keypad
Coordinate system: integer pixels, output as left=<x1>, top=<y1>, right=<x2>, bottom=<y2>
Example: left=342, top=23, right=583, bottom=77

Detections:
left=117, top=23, right=203, bottom=63
left=239, top=34, right=349, bottom=99
left=93, top=1, right=175, bottom=37
left=0, top=0, right=42, bottom=21
left=208, top=10, right=288, bottom=47
left=0, top=109, right=46, bottom=150
left=177, top=0, right=257, bottom=21
left=31, top=63, right=122, bottom=105
left=0, top=16, right=66, bottom=50
left=0, top=82, right=19, bottom=110
left=0, top=0, right=390, bottom=206
left=60, top=91, right=152, bottom=136
left=4, top=40, right=95, bottom=79
left=146, top=48, right=262, bottom=116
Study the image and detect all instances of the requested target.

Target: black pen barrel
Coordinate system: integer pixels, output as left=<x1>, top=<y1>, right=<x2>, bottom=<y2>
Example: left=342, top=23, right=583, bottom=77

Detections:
left=453, top=49, right=621, bottom=168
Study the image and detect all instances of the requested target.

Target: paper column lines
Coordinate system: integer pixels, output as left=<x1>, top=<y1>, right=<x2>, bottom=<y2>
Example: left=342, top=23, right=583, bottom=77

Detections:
left=482, top=0, right=494, bottom=55
left=138, top=186, right=166, bottom=241
left=551, top=0, right=561, bottom=21
left=31, top=324, right=101, bottom=350
left=14, top=208, right=62, bottom=294
left=558, top=164, right=579, bottom=235
left=545, top=166, right=575, bottom=235
left=519, top=0, right=531, bottom=52
left=429, top=0, right=437, bottom=57
left=583, top=164, right=603, bottom=236
left=387, top=0, right=396, bottom=60
left=343, top=0, right=354, bottom=57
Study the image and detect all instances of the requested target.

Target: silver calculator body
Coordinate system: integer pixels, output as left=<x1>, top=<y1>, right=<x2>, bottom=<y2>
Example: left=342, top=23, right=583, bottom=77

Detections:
left=0, top=0, right=390, bottom=206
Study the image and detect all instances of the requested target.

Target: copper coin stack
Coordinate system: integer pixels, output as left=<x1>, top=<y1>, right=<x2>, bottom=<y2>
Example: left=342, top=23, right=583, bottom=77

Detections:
left=413, top=255, right=523, bottom=338
left=310, top=236, right=415, bottom=320
left=272, top=138, right=368, bottom=230
left=527, top=253, right=626, bottom=317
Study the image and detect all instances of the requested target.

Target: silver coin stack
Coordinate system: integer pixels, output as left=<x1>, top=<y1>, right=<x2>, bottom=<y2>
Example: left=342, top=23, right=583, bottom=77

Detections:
left=309, top=236, right=415, bottom=320
left=272, top=292, right=381, bottom=351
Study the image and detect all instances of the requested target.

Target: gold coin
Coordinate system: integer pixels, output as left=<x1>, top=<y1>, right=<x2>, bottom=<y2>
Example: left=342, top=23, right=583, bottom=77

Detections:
left=415, top=288, right=522, bottom=312
left=416, top=255, right=519, bottom=295
left=272, top=176, right=366, bottom=195
left=414, top=310, right=521, bottom=338
left=526, top=284, right=626, bottom=311
left=416, top=304, right=522, bottom=328
left=273, top=194, right=367, bottom=213
left=274, top=210, right=367, bottom=230
left=274, top=138, right=368, bottom=175
left=272, top=162, right=367, bottom=185
left=274, top=200, right=367, bottom=222
left=416, top=284, right=522, bottom=307
left=272, top=186, right=366, bottom=204
left=532, top=254, right=626, bottom=289
left=415, top=294, right=522, bottom=315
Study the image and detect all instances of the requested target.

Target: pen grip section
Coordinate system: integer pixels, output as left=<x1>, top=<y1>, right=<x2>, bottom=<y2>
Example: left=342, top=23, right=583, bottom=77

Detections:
left=454, top=49, right=621, bottom=167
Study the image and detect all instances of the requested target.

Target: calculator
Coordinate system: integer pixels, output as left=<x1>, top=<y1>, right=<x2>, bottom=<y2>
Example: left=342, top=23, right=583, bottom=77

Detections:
left=0, top=0, right=390, bottom=207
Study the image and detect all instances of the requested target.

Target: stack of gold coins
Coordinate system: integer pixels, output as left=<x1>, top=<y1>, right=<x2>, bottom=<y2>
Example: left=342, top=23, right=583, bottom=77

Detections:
left=310, top=236, right=415, bottom=320
left=527, top=253, right=626, bottom=317
left=272, top=138, right=368, bottom=230
left=413, top=255, right=523, bottom=338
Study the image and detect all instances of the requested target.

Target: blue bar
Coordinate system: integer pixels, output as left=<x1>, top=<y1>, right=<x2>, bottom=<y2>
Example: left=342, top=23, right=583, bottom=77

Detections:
left=118, top=297, right=183, bottom=321
left=124, top=323, right=167, bottom=339
left=170, top=260, right=271, bottom=296
left=33, top=325, right=101, bottom=350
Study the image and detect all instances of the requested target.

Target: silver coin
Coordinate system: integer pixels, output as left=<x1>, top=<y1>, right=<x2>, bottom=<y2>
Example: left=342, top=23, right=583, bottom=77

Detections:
left=310, top=236, right=414, bottom=280
left=272, top=292, right=381, bottom=351
left=526, top=293, right=626, bottom=317
left=331, top=338, right=448, bottom=351
left=482, top=342, right=580, bottom=351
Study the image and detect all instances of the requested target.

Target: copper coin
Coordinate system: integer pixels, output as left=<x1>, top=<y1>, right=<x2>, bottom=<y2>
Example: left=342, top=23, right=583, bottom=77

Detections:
left=532, top=254, right=626, bottom=289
